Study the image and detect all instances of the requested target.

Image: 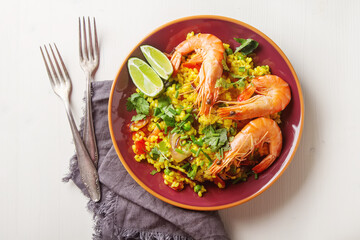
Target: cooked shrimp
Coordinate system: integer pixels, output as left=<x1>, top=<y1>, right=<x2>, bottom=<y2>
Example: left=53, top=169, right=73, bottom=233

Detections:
left=217, top=75, right=291, bottom=120
left=207, top=117, right=282, bottom=175
left=170, top=33, right=224, bottom=115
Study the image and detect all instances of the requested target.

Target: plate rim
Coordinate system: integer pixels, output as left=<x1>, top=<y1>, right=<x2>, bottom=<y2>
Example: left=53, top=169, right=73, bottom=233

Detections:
left=108, top=15, right=304, bottom=211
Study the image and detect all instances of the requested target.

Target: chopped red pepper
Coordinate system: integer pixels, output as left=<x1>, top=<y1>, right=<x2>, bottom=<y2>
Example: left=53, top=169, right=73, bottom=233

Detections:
left=134, top=139, right=147, bottom=154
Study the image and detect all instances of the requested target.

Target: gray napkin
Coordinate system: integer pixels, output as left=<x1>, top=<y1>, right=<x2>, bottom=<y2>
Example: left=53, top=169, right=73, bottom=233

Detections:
left=64, top=81, right=229, bottom=240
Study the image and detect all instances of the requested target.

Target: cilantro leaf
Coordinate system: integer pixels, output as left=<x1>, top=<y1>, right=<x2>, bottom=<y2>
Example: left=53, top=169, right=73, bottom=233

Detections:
left=157, top=95, right=171, bottom=109
left=126, top=93, right=150, bottom=115
left=215, top=77, right=246, bottom=90
left=234, top=38, right=259, bottom=55
left=150, top=147, right=161, bottom=160
left=217, top=128, right=228, bottom=146
left=163, top=115, right=175, bottom=127
left=131, top=114, right=146, bottom=122
left=158, top=141, right=169, bottom=154
left=203, top=125, right=230, bottom=152
left=135, top=97, right=149, bottom=115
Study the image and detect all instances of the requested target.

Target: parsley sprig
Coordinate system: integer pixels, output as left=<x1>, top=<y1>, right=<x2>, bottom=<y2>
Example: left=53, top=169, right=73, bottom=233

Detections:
left=126, top=92, right=150, bottom=121
left=215, top=77, right=246, bottom=89
left=234, top=38, right=259, bottom=55
left=202, top=125, right=231, bottom=155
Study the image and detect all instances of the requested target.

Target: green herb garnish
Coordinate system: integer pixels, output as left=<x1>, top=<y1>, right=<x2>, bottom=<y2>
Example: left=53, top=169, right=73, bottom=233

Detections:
left=239, top=66, right=246, bottom=72
left=155, top=122, right=162, bottom=131
left=181, top=162, right=191, bottom=171
left=149, top=147, right=161, bottom=160
left=202, top=125, right=228, bottom=152
left=164, top=168, right=171, bottom=175
left=200, top=149, right=212, bottom=163
left=157, top=95, right=171, bottom=108
left=175, top=148, right=185, bottom=154
left=153, top=107, right=161, bottom=116
left=158, top=141, right=169, bottom=154
left=216, top=77, right=246, bottom=89
left=187, top=165, right=198, bottom=179
left=150, top=170, right=158, bottom=175
left=234, top=38, right=259, bottom=55
left=126, top=93, right=150, bottom=121
left=131, top=114, right=146, bottom=122
left=225, top=47, right=233, bottom=55
left=163, top=115, right=175, bottom=127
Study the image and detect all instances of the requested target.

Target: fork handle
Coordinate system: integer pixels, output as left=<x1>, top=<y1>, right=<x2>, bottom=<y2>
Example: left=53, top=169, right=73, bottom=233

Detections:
left=83, top=73, right=99, bottom=167
left=65, top=102, right=101, bottom=202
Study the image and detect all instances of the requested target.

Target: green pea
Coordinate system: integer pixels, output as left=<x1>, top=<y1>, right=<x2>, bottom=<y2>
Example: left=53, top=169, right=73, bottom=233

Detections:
left=175, top=108, right=182, bottom=115
left=183, top=122, right=191, bottom=131
left=194, top=185, right=202, bottom=193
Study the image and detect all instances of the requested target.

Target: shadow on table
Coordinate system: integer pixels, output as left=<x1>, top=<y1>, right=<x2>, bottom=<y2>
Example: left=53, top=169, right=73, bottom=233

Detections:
left=220, top=82, right=319, bottom=237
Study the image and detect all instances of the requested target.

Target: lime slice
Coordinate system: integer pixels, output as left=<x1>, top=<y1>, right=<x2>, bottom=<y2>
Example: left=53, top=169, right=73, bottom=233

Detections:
left=140, top=45, right=173, bottom=80
left=127, top=57, right=164, bottom=97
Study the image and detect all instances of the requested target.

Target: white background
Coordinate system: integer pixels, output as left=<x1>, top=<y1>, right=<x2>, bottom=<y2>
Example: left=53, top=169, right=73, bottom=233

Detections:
left=1, top=0, right=360, bottom=239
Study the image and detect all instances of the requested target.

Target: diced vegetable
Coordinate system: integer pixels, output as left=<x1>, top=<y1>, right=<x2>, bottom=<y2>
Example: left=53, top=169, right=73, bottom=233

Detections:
left=135, top=139, right=147, bottom=154
left=194, top=185, right=202, bottom=193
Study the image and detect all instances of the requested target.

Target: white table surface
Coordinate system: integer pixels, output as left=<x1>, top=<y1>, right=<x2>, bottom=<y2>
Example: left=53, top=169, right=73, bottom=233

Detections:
left=1, top=0, right=360, bottom=239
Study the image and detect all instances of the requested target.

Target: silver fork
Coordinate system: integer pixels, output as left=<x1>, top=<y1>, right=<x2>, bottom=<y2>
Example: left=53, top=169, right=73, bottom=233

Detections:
left=79, top=17, right=99, bottom=168
left=40, top=44, right=101, bottom=202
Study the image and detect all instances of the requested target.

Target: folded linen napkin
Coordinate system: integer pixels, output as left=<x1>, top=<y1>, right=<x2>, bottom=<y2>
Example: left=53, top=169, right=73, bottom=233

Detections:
left=63, top=81, right=229, bottom=240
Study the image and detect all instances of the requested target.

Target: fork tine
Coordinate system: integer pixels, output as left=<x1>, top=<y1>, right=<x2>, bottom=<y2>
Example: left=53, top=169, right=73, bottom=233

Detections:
left=87, top=17, right=94, bottom=60
left=93, top=17, right=99, bottom=58
left=79, top=17, right=83, bottom=61
left=49, top=44, right=66, bottom=83
left=40, top=46, right=55, bottom=88
left=53, top=43, right=71, bottom=81
left=82, top=17, right=88, bottom=60
left=44, top=45, right=60, bottom=84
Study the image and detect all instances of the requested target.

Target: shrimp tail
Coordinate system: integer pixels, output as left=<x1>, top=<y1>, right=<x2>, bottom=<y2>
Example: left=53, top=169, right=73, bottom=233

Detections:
left=170, top=52, right=182, bottom=76
left=252, top=154, right=276, bottom=173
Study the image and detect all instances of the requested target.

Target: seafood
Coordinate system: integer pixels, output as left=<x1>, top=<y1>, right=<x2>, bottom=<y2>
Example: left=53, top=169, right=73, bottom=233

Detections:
left=170, top=33, right=224, bottom=115
left=127, top=34, right=292, bottom=197
left=207, top=117, right=282, bottom=175
left=217, top=75, right=291, bottom=120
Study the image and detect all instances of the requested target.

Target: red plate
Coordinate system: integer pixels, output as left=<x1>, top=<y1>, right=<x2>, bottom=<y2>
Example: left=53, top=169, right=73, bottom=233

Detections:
left=108, top=15, right=304, bottom=210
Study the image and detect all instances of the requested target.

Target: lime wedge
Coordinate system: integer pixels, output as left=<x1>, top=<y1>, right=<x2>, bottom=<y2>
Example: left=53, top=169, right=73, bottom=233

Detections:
left=140, top=45, right=173, bottom=80
left=127, top=57, right=164, bottom=97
